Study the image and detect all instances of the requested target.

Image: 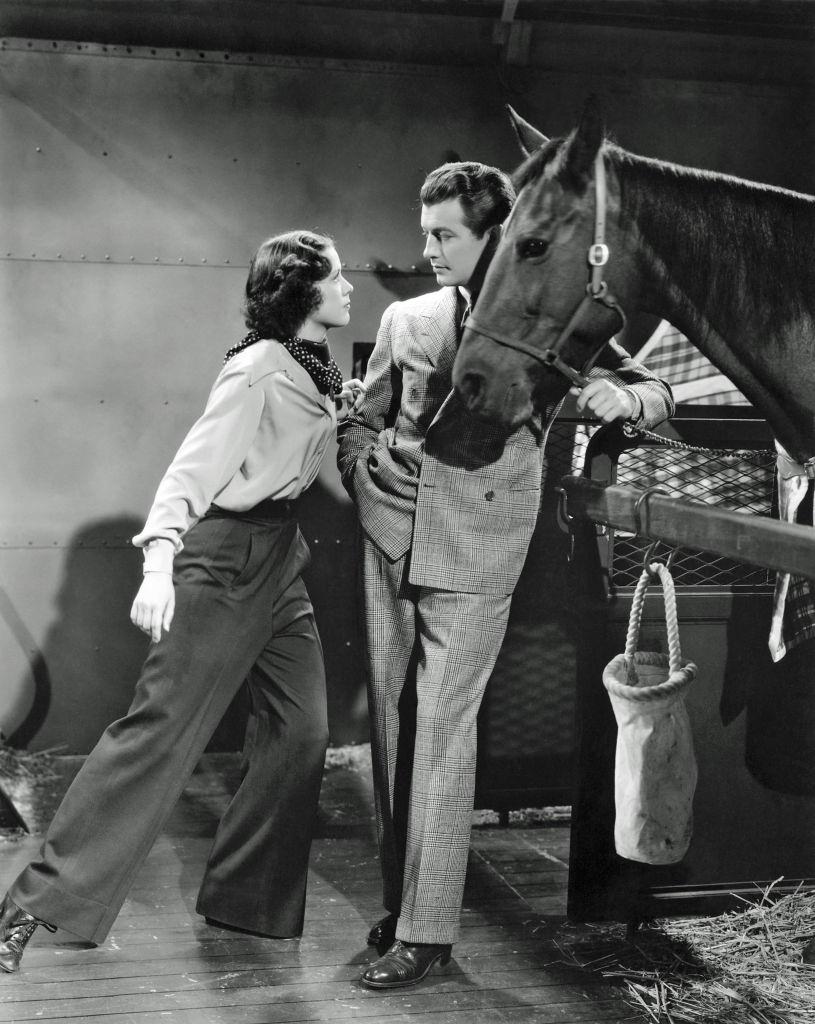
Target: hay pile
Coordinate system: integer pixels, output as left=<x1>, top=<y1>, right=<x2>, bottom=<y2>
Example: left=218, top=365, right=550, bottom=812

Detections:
left=0, top=743, right=60, bottom=781
left=558, top=882, right=815, bottom=1023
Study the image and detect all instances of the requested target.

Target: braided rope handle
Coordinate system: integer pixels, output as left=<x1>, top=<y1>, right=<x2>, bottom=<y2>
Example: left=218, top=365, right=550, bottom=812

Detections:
left=625, top=561, right=682, bottom=674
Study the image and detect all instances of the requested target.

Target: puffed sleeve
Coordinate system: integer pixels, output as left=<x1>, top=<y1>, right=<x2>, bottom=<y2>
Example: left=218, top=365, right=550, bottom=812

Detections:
left=132, top=360, right=266, bottom=559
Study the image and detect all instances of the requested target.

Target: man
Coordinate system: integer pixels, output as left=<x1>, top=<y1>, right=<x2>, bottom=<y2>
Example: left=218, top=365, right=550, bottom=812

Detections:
left=338, top=161, right=674, bottom=989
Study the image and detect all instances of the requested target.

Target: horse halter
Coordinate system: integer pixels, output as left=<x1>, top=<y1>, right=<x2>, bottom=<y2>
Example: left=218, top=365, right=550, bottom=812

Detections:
left=466, top=150, right=627, bottom=389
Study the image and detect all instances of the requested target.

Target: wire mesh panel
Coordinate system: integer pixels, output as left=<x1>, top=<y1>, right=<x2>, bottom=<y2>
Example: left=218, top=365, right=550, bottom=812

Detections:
left=607, top=433, right=777, bottom=590
left=613, top=444, right=776, bottom=589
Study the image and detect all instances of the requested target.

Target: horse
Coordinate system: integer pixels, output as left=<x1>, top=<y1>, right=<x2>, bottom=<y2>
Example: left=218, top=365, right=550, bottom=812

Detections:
left=452, top=100, right=815, bottom=471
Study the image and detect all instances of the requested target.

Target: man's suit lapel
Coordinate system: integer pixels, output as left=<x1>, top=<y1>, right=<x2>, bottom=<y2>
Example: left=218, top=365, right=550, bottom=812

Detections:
left=419, top=288, right=458, bottom=371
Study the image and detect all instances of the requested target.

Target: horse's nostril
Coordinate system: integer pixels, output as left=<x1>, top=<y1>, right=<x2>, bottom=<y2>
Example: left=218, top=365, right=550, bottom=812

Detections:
left=459, top=372, right=483, bottom=405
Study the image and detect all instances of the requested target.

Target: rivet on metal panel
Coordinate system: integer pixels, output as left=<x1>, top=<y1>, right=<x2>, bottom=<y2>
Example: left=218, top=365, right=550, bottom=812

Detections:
left=130, top=256, right=135, bottom=262
left=201, top=258, right=207, bottom=263
left=365, top=264, right=371, bottom=269
left=411, top=265, right=418, bottom=271
left=105, top=254, right=110, bottom=261
left=225, top=259, right=231, bottom=264
left=57, top=253, right=62, bottom=259
left=177, top=256, right=184, bottom=263
left=31, top=253, right=35, bottom=258
left=80, top=254, right=86, bottom=260
left=154, top=256, right=160, bottom=262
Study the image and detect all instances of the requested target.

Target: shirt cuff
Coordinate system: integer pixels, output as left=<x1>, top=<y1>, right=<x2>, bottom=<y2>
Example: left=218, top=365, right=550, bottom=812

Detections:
left=624, top=389, right=643, bottom=423
left=141, top=538, right=176, bottom=574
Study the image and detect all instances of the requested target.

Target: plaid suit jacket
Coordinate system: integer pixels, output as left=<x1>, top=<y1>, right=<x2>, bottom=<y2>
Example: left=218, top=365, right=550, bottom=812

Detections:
left=338, top=288, right=673, bottom=595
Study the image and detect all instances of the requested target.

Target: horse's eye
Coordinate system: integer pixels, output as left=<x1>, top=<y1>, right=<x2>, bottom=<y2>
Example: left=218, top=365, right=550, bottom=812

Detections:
left=517, top=238, right=548, bottom=260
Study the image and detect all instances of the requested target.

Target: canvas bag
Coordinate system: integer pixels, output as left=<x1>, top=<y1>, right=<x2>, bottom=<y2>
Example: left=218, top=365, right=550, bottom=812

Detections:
left=603, top=560, right=698, bottom=865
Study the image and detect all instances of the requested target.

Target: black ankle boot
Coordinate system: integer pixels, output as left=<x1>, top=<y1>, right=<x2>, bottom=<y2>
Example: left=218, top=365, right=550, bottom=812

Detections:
left=0, top=894, right=56, bottom=973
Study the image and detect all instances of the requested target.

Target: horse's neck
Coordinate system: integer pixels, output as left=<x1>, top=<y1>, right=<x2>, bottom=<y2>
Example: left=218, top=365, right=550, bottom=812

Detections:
left=620, top=153, right=815, bottom=462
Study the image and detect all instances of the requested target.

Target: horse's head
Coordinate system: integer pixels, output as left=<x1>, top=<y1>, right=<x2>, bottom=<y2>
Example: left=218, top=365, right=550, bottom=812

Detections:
left=453, top=100, right=635, bottom=430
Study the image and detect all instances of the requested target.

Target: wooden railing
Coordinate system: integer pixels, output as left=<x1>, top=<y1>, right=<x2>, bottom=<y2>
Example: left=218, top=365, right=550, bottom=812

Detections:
left=558, top=475, right=815, bottom=580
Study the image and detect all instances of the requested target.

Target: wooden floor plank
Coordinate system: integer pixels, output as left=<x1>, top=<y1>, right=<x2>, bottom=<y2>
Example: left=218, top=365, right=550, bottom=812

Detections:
left=0, top=754, right=633, bottom=1024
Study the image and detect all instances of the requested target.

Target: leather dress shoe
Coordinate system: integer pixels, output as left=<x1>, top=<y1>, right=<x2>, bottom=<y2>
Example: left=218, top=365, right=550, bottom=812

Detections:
left=366, top=913, right=398, bottom=947
left=0, top=894, right=56, bottom=974
left=360, top=939, right=452, bottom=989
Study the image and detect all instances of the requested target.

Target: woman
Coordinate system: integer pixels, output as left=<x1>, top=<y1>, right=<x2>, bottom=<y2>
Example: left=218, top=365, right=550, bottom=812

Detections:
left=0, top=230, right=364, bottom=973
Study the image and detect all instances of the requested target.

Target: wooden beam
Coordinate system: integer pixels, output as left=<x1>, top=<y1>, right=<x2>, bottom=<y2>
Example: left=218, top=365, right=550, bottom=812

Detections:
left=559, top=475, right=815, bottom=579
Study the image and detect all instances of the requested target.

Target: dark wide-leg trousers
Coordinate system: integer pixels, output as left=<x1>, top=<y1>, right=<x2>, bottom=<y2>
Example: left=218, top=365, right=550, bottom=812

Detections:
left=11, top=509, right=329, bottom=945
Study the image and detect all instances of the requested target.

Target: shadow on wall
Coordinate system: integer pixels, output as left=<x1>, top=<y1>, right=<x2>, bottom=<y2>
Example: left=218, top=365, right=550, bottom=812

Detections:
left=4, top=489, right=370, bottom=755
left=370, top=260, right=435, bottom=303
left=7, top=517, right=149, bottom=753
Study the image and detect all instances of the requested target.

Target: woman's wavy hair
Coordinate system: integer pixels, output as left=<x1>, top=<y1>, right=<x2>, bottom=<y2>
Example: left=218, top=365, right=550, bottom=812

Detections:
left=243, top=230, right=334, bottom=339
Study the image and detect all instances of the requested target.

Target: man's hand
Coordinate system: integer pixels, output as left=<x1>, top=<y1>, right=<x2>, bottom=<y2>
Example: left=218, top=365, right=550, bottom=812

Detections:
left=130, top=573, right=175, bottom=643
left=572, top=379, right=638, bottom=424
left=336, top=378, right=367, bottom=418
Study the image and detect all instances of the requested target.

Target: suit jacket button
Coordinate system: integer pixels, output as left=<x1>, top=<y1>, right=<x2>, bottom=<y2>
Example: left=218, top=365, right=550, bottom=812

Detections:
left=485, top=490, right=495, bottom=501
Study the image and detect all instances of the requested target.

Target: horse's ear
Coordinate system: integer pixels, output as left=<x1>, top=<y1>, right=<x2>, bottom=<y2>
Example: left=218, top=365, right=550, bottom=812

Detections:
left=506, top=105, right=549, bottom=159
left=562, top=95, right=605, bottom=189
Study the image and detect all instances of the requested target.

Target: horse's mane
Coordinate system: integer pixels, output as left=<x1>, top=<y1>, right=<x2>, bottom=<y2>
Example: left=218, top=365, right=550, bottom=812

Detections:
left=515, top=139, right=815, bottom=328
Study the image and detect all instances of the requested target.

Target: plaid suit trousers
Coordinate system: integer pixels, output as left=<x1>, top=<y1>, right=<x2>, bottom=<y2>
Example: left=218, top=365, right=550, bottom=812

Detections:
left=363, top=535, right=512, bottom=944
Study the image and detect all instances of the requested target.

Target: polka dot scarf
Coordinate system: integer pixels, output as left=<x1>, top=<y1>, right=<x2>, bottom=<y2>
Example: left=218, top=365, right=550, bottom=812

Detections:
left=224, top=330, right=344, bottom=398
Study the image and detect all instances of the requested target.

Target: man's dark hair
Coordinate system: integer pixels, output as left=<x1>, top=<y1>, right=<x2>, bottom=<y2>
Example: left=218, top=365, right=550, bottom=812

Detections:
left=420, top=161, right=515, bottom=237
left=243, top=230, right=333, bottom=339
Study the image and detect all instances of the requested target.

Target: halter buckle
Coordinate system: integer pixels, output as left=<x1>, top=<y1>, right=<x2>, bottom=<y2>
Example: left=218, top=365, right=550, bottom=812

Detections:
left=588, top=242, right=609, bottom=267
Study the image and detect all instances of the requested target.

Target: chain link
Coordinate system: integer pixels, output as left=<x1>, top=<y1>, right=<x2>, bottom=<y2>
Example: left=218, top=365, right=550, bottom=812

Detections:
left=622, top=423, right=776, bottom=465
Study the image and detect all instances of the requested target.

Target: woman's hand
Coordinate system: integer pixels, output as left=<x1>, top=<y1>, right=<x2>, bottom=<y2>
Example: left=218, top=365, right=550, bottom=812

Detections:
left=336, top=378, right=367, bottom=417
left=130, top=572, right=175, bottom=643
